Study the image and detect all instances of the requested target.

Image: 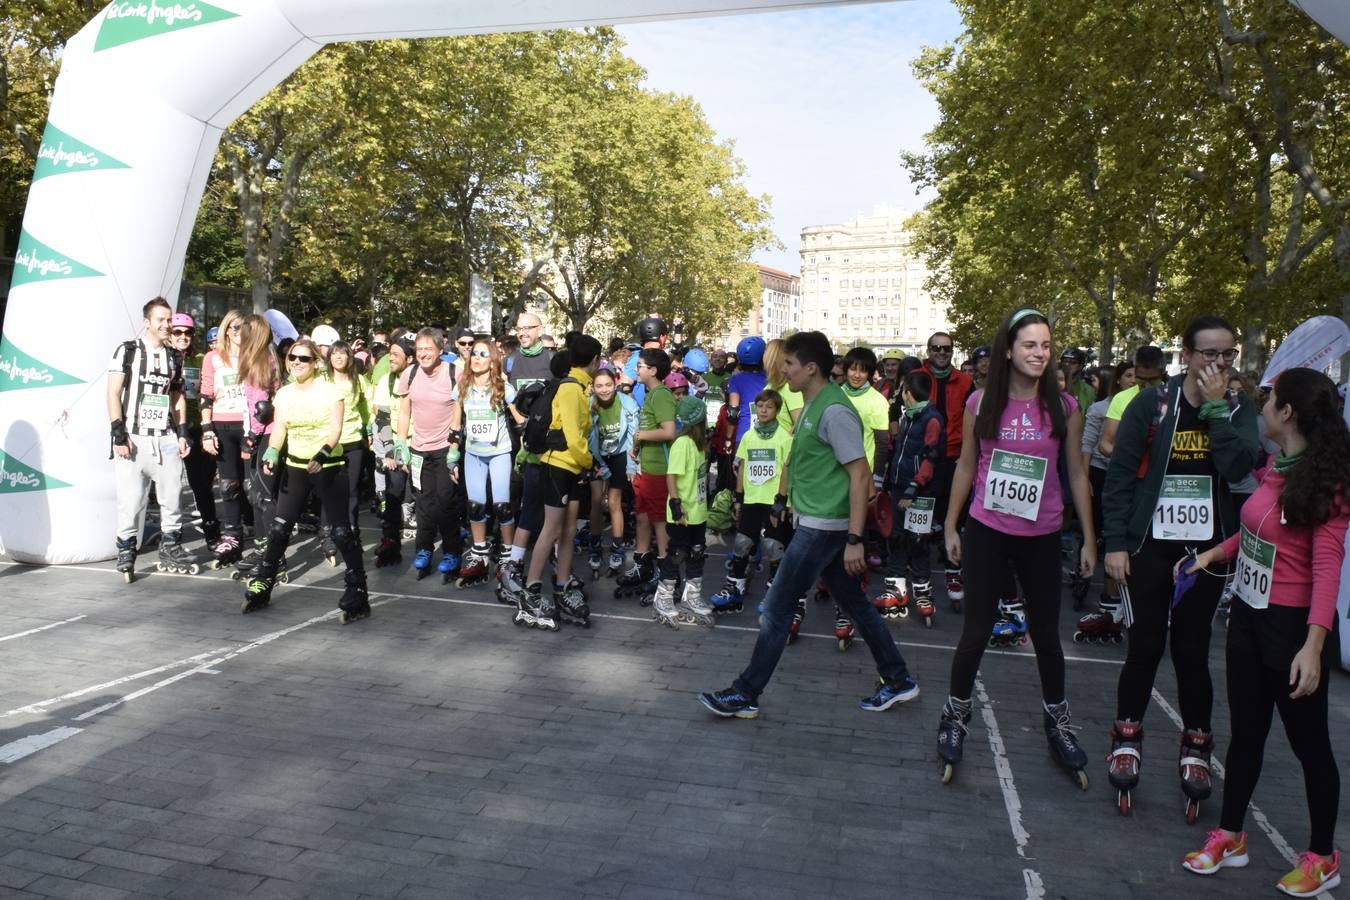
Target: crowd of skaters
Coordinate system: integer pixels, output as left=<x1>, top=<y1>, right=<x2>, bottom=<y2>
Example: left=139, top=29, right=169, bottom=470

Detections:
left=104, top=297, right=1349, bottom=897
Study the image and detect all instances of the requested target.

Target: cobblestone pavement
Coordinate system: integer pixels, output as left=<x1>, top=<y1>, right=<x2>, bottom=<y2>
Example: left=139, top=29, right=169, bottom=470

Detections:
left=0, top=533, right=1343, bottom=899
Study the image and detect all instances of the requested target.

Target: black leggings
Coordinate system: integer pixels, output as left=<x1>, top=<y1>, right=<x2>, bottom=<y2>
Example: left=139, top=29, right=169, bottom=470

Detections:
left=262, top=463, right=364, bottom=575
left=948, top=518, right=1066, bottom=703
left=183, top=427, right=217, bottom=530
left=661, top=523, right=707, bottom=582
left=1220, top=601, right=1339, bottom=855
left=213, top=421, right=254, bottom=533
left=321, top=443, right=366, bottom=532
left=1115, top=538, right=1223, bottom=728
left=413, top=448, right=464, bottom=555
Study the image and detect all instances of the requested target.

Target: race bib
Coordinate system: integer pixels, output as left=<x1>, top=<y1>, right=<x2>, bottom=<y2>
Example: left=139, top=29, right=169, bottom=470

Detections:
left=1234, top=525, right=1276, bottom=609
left=1152, top=475, right=1213, bottom=541
left=182, top=367, right=201, bottom=401
left=746, top=448, right=776, bottom=486
left=137, top=393, right=170, bottom=432
left=466, top=408, right=499, bottom=445
left=217, top=373, right=246, bottom=411
left=983, top=449, right=1047, bottom=522
left=705, top=399, right=723, bottom=429
left=410, top=453, right=424, bottom=491
left=697, top=464, right=709, bottom=501
left=904, top=497, right=936, bottom=535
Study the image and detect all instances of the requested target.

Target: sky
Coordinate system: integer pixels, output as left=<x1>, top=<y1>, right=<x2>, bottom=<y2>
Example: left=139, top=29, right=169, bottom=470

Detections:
left=615, top=0, right=964, bottom=275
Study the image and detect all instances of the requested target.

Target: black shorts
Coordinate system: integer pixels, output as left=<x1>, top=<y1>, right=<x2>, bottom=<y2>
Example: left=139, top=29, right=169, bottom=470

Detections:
left=543, top=463, right=586, bottom=509
left=603, top=452, right=630, bottom=492
left=518, top=463, right=545, bottom=535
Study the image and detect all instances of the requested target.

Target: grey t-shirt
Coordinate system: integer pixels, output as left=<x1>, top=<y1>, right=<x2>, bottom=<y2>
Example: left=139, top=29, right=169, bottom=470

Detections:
left=797, top=401, right=865, bottom=531
left=1082, top=398, right=1110, bottom=471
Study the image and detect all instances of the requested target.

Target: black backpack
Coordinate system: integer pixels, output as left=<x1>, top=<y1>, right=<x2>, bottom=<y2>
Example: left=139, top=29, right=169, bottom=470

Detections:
left=520, top=377, right=575, bottom=455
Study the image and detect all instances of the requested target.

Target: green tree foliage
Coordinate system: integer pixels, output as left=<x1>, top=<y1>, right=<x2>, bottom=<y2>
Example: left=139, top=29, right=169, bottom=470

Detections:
left=906, top=0, right=1350, bottom=368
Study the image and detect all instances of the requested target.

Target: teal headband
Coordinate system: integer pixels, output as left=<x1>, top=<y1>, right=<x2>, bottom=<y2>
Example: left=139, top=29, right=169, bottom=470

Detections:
left=1009, top=308, right=1044, bottom=328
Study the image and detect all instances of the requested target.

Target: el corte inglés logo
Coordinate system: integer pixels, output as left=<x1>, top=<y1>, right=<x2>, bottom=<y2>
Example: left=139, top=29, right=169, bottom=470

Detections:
left=0, top=338, right=85, bottom=392
left=33, top=123, right=129, bottom=182
left=95, top=1, right=239, bottom=52
left=0, top=450, right=70, bottom=495
left=11, top=230, right=104, bottom=288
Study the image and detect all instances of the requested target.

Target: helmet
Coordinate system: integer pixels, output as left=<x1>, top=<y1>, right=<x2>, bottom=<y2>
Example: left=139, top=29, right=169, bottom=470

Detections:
left=736, top=336, right=766, bottom=366
left=881, top=348, right=904, bottom=361
left=664, top=371, right=689, bottom=390
left=636, top=316, right=668, bottom=343
left=682, top=348, right=710, bottom=374
left=1060, top=347, right=1087, bottom=365
left=206, top=326, right=220, bottom=343
left=311, top=324, right=340, bottom=347
left=972, top=345, right=992, bottom=362
left=170, top=313, right=195, bottom=330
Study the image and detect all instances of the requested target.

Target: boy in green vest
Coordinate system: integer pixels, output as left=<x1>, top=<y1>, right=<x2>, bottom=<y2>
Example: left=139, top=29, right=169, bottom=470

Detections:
left=698, top=331, right=919, bottom=719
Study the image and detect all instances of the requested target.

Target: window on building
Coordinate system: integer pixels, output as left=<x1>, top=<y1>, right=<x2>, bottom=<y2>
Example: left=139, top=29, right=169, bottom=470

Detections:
left=909, top=307, right=918, bottom=320
left=864, top=316, right=873, bottom=326
left=893, top=328, right=902, bottom=337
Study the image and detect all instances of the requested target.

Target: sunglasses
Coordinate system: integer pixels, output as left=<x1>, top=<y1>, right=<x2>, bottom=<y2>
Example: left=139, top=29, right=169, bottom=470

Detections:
left=170, top=328, right=193, bottom=337
left=928, top=345, right=953, bottom=353
left=456, top=340, right=474, bottom=347
left=228, top=324, right=241, bottom=332
left=287, top=353, right=314, bottom=363
left=471, top=349, right=490, bottom=358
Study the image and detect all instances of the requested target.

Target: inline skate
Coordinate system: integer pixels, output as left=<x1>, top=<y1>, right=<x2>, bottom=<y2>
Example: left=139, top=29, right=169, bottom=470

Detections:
left=676, top=577, right=715, bottom=628
left=710, top=576, right=745, bottom=615
left=988, top=598, right=1028, bottom=647
left=115, top=536, right=137, bottom=583
left=912, top=579, right=935, bottom=628
left=1179, top=728, right=1214, bottom=825
left=588, top=543, right=603, bottom=581
left=232, top=539, right=288, bottom=584
left=615, top=551, right=658, bottom=601
left=1074, top=595, right=1123, bottom=644
left=554, top=580, right=591, bottom=627
left=318, top=526, right=338, bottom=567
left=786, top=597, right=806, bottom=645
left=1044, top=700, right=1090, bottom=790
left=374, top=536, right=401, bottom=568
left=412, top=548, right=433, bottom=580
left=944, top=568, right=964, bottom=613
left=242, top=572, right=274, bottom=613
left=651, top=577, right=680, bottom=629
left=438, top=550, right=460, bottom=585
left=497, top=558, right=526, bottom=606
left=456, top=543, right=491, bottom=588
left=514, top=583, right=559, bottom=631
left=938, top=697, right=974, bottom=784
left=337, top=570, right=371, bottom=624
left=606, top=540, right=627, bottom=578
left=210, top=532, right=242, bottom=569
left=1107, top=720, right=1143, bottom=815
left=834, top=605, right=855, bottom=651
left=156, top=532, right=200, bottom=575
left=873, top=576, right=909, bottom=620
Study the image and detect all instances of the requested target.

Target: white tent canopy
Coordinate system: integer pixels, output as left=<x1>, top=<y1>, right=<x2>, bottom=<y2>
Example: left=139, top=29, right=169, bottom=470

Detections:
left=1, top=0, right=1346, bottom=564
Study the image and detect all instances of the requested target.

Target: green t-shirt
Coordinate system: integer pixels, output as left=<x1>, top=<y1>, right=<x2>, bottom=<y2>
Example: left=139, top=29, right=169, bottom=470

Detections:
left=274, top=379, right=343, bottom=465
left=334, top=373, right=370, bottom=445
left=595, top=398, right=624, bottom=456
left=843, top=385, right=890, bottom=473
left=735, top=424, right=793, bottom=505
left=703, top=370, right=729, bottom=398
left=638, top=385, right=677, bottom=475
left=666, top=433, right=709, bottom=524
left=1106, top=384, right=1141, bottom=422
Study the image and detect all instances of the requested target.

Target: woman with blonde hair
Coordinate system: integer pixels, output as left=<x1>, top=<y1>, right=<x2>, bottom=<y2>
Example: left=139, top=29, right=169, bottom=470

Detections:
left=201, top=309, right=253, bottom=566
left=451, top=338, right=516, bottom=586
left=232, top=314, right=283, bottom=580
left=762, top=338, right=804, bottom=433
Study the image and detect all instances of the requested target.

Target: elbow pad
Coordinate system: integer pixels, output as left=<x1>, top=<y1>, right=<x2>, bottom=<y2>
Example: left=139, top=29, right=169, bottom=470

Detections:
left=253, top=399, right=274, bottom=425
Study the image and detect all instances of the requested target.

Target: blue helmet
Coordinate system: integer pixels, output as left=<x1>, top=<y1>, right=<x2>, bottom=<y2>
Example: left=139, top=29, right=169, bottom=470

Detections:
left=682, top=347, right=710, bottom=374
left=736, top=336, right=766, bottom=366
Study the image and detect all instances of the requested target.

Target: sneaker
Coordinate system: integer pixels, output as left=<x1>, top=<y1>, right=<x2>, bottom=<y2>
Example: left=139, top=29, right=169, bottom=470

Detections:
left=1278, top=851, right=1341, bottom=897
left=859, top=676, right=920, bottom=712
left=944, top=568, right=964, bottom=601
left=1183, top=830, right=1250, bottom=875
left=697, top=687, right=759, bottom=719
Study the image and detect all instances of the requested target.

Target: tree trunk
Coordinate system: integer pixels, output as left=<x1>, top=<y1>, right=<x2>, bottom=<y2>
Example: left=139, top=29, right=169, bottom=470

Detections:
left=1240, top=316, right=1267, bottom=372
left=251, top=280, right=270, bottom=314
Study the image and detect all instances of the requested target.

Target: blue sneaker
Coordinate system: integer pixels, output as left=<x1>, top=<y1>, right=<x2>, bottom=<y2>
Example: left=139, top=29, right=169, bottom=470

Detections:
left=859, top=676, right=920, bottom=712
left=698, top=687, right=759, bottom=719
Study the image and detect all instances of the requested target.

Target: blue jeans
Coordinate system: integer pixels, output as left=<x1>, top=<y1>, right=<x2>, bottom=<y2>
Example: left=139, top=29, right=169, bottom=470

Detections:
left=734, top=525, right=912, bottom=700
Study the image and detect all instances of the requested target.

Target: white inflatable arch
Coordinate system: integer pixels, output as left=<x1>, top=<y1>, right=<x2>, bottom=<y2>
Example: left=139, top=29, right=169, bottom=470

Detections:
left=1, top=0, right=1348, bottom=565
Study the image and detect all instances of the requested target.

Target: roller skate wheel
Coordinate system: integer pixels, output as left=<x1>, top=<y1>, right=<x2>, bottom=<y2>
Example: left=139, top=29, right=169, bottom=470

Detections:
left=1073, top=632, right=1085, bottom=643
left=923, top=617, right=933, bottom=629
left=1185, top=798, right=1199, bottom=825
left=837, top=638, right=848, bottom=651
left=1074, top=770, right=1089, bottom=791
left=187, top=563, right=200, bottom=575
left=122, top=572, right=134, bottom=584
left=897, top=607, right=909, bottom=618
left=1117, top=790, right=1132, bottom=816
left=940, top=763, right=955, bottom=785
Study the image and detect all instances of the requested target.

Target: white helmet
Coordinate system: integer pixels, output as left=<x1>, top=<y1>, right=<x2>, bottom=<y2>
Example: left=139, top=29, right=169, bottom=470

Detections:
left=311, top=324, right=340, bottom=347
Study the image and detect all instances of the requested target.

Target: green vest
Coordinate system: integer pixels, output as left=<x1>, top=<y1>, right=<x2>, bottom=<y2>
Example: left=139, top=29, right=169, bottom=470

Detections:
left=789, top=381, right=856, bottom=521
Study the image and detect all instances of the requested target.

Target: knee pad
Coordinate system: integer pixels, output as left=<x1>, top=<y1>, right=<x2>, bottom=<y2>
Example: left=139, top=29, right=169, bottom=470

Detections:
left=331, top=526, right=358, bottom=551
left=732, top=532, right=756, bottom=559
left=267, top=517, right=293, bottom=545
left=658, top=553, right=680, bottom=580
left=494, top=502, right=515, bottom=526
left=220, top=479, right=242, bottom=503
left=761, top=537, right=786, bottom=565
left=467, top=501, right=487, bottom=524
left=689, top=544, right=707, bottom=565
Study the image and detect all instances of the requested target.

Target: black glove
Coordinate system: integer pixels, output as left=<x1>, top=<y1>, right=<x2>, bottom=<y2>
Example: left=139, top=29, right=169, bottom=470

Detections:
left=669, top=498, right=685, bottom=522
left=771, top=494, right=787, bottom=520
left=176, top=423, right=191, bottom=441
left=110, top=419, right=129, bottom=447
left=310, top=444, right=334, bottom=467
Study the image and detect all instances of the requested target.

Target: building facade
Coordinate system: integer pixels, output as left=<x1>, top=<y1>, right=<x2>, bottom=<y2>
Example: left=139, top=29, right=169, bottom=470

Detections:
left=799, top=206, right=952, bottom=356
left=702, top=264, right=801, bottom=351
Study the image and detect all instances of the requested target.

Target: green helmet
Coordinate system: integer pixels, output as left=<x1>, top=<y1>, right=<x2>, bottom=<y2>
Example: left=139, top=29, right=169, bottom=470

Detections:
left=707, top=488, right=735, bottom=533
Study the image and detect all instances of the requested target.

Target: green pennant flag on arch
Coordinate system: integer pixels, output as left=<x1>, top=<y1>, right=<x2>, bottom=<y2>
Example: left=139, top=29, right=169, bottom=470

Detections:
left=95, top=1, right=240, bottom=52
left=11, top=230, right=104, bottom=288
left=0, top=338, right=85, bottom=392
left=0, top=449, right=71, bottom=494
left=33, top=122, right=130, bottom=182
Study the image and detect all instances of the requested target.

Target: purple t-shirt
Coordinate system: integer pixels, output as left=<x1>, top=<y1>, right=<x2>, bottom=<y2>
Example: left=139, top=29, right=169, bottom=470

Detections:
left=968, top=390, right=1077, bottom=537
left=726, top=370, right=767, bottom=446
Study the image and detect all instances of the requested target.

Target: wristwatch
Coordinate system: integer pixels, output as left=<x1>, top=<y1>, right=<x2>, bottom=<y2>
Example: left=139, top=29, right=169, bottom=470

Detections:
left=846, top=533, right=864, bottom=546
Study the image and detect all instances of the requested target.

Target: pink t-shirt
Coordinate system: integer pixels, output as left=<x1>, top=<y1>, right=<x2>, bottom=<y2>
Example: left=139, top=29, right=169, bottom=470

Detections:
left=398, top=361, right=456, bottom=452
left=968, top=390, right=1077, bottom=537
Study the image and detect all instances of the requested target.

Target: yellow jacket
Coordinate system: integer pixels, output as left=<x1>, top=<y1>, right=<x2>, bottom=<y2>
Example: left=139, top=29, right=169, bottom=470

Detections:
left=541, top=368, right=595, bottom=475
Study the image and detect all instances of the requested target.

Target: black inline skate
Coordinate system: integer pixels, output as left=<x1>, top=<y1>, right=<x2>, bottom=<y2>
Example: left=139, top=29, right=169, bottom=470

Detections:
left=1179, top=728, right=1214, bottom=825
left=115, top=536, right=137, bottom=583
left=374, top=536, right=402, bottom=568
left=496, top=558, right=525, bottom=606
left=606, top=540, right=627, bottom=578
left=338, top=570, right=371, bottom=624
left=156, top=532, right=200, bottom=575
left=514, top=583, right=559, bottom=631
left=1043, top=700, right=1090, bottom=790
left=588, top=543, right=603, bottom=581
left=1107, top=720, right=1143, bottom=815
left=938, top=696, right=974, bottom=784
left=242, top=572, right=275, bottom=613
left=614, top=550, right=657, bottom=600
left=209, top=532, right=243, bottom=570
left=554, top=580, right=591, bottom=627
left=455, top=543, right=491, bottom=588
left=318, top=526, right=338, bottom=567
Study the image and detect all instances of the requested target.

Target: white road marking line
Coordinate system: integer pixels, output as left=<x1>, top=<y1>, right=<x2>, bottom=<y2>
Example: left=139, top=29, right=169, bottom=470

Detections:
left=0, top=615, right=86, bottom=642
left=1150, top=688, right=1320, bottom=890
left=0, top=726, right=84, bottom=764
left=973, top=674, right=1043, bottom=896
left=2, top=647, right=231, bottom=719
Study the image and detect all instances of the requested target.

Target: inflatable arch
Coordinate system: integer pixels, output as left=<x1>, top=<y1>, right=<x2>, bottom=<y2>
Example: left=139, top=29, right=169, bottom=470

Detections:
left=1, top=0, right=1348, bottom=565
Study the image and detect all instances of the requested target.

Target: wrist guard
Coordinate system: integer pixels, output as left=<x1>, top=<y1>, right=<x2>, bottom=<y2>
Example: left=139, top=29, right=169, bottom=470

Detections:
left=734, top=491, right=744, bottom=506
left=310, top=444, right=334, bottom=466
left=262, top=446, right=280, bottom=466
left=669, top=498, right=685, bottom=521
left=201, top=422, right=216, bottom=435
left=176, top=423, right=191, bottom=441
left=771, top=494, right=788, bottom=518
left=110, top=419, right=130, bottom=446
left=446, top=448, right=462, bottom=466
